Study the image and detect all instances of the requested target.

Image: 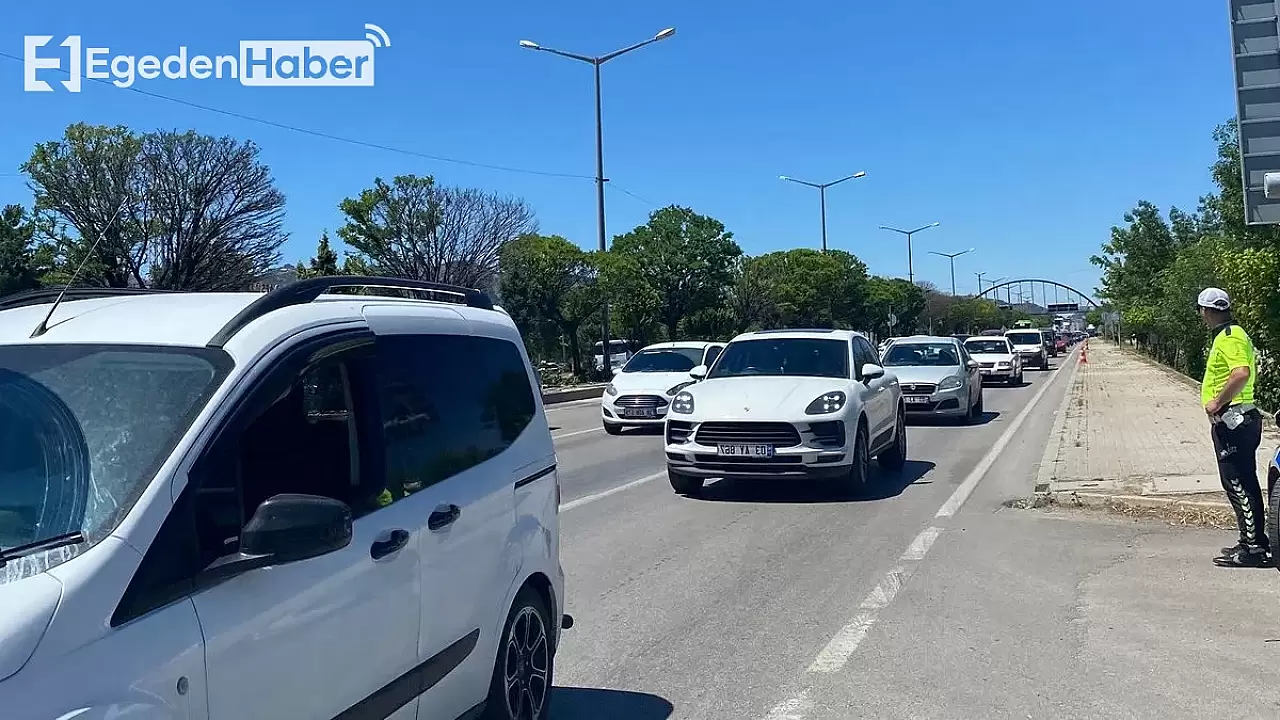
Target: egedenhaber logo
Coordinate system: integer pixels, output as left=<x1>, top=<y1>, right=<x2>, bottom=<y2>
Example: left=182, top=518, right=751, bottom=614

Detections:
left=23, top=23, right=391, bottom=92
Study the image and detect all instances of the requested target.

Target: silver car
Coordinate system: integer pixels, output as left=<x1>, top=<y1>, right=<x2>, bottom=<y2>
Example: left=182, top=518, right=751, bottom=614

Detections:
left=878, top=335, right=984, bottom=422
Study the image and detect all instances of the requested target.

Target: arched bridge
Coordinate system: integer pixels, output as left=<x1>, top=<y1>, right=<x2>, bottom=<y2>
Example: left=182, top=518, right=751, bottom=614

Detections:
left=975, top=278, right=1100, bottom=312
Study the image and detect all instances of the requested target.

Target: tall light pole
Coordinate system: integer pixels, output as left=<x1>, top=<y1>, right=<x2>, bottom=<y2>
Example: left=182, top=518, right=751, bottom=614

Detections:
left=519, top=27, right=676, bottom=375
left=928, top=248, right=974, bottom=296
left=976, top=271, right=988, bottom=295
left=779, top=172, right=867, bottom=252
left=878, top=222, right=939, bottom=285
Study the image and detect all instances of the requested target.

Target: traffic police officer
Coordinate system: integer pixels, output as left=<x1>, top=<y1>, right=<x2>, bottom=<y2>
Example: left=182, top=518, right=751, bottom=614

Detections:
left=1198, top=288, right=1267, bottom=567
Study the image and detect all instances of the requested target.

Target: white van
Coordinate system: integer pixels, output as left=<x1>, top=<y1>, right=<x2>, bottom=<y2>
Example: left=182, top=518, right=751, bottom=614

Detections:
left=1004, top=327, right=1049, bottom=370
left=0, top=278, right=567, bottom=720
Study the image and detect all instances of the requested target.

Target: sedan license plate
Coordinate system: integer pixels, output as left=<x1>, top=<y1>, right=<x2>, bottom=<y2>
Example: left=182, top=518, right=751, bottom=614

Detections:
left=621, top=407, right=657, bottom=418
left=904, top=395, right=930, bottom=405
left=717, top=444, right=773, bottom=458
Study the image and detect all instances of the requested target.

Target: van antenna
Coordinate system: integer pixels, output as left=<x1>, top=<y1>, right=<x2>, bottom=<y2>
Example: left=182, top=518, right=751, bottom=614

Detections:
left=30, top=198, right=130, bottom=339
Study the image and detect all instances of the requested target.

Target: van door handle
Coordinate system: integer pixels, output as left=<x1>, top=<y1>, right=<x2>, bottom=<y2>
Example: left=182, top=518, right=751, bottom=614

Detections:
left=370, top=529, right=410, bottom=560
left=428, top=504, right=461, bottom=531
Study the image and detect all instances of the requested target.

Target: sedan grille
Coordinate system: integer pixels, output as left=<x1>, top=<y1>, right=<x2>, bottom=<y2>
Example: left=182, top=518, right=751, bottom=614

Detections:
left=615, top=394, right=667, bottom=408
left=900, top=383, right=937, bottom=395
left=694, top=422, right=801, bottom=447
left=978, top=362, right=995, bottom=369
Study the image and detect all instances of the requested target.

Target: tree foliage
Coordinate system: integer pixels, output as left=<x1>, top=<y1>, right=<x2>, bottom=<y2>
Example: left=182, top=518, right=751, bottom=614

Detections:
left=336, top=174, right=536, bottom=291
left=1091, top=119, right=1280, bottom=409
left=24, top=123, right=288, bottom=290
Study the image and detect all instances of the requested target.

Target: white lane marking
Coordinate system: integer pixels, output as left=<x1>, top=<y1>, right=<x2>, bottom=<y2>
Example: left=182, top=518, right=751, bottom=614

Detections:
left=762, top=690, right=813, bottom=720
left=935, top=349, right=1075, bottom=518
left=807, top=526, right=941, bottom=673
left=759, top=352, right=1077, bottom=718
left=558, top=471, right=666, bottom=512
left=551, top=427, right=603, bottom=441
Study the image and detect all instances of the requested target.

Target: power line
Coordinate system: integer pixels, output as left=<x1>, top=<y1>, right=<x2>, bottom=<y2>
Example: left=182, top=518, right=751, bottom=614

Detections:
left=0, top=51, right=593, bottom=180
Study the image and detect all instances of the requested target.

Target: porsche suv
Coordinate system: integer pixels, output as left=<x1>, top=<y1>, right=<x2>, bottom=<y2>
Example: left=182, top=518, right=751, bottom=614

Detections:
left=662, top=329, right=907, bottom=495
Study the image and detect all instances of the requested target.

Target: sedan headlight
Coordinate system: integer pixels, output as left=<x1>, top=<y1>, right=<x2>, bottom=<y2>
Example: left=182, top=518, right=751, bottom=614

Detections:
left=938, top=375, right=963, bottom=391
left=666, top=381, right=695, bottom=396
left=805, top=391, right=847, bottom=415
left=672, top=391, right=695, bottom=414
left=605, top=384, right=618, bottom=396
left=996, top=361, right=1011, bottom=368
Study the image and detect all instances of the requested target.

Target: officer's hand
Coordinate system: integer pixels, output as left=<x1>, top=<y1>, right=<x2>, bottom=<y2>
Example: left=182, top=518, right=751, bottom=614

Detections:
left=1205, top=398, right=1224, bottom=416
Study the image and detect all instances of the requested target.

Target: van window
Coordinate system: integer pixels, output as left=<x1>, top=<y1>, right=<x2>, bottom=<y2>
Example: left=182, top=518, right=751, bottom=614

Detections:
left=0, top=345, right=229, bottom=586
left=373, top=335, right=535, bottom=497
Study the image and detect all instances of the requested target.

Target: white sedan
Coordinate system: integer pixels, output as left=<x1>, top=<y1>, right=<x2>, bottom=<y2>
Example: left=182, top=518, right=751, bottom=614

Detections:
left=601, top=341, right=725, bottom=434
left=963, top=336, right=1024, bottom=385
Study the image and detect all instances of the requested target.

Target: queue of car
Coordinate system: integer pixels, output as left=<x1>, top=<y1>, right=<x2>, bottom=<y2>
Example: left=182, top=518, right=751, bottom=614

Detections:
left=601, top=324, right=1059, bottom=497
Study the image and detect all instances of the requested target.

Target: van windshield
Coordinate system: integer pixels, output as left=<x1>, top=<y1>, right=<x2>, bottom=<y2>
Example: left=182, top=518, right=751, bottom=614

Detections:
left=1006, top=332, right=1042, bottom=346
left=0, top=344, right=230, bottom=585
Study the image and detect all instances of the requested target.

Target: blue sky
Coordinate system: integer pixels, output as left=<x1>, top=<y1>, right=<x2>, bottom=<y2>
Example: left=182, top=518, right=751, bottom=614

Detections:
left=1, top=0, right=1235, bottom=301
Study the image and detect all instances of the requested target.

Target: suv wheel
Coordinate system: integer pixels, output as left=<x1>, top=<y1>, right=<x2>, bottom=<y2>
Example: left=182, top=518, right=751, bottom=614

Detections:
left=668, top=467, right=704, bottom=495
left=484, top=587, right=554, bottom=720
left=878, top=406, right=907, bottom=471
left=847, top=421, right=871, bottom=489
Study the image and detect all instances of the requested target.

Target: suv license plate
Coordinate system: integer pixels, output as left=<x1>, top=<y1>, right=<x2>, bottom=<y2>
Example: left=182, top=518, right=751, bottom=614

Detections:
left=717, top=444, right=773, bottom=458
left=621, top=408, right=657, bottom=418
left=905, top=396, right=930, bottom=404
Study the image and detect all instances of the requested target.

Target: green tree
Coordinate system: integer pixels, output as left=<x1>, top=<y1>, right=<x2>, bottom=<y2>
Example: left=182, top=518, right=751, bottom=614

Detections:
left=864, top=276, right=926, bottom=339
left=608, top=205, right=742, bottom=339
left=0, top=205, right=45, bottom=296
left=498, top=234, right=602, bottom=375
left=295, top=231, right=342, bottom=279
left=747, top=248, right=869, bottom=329
left=336, top=175, right=536, bottom=290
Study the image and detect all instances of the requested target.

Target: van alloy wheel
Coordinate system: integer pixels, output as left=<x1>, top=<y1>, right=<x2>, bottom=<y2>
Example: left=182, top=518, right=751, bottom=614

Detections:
left=502, top=606, right=550, bottom=720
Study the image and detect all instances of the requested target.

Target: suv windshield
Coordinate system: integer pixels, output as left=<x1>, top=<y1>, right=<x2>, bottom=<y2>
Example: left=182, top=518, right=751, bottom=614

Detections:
left=1, top=344, right=230, bottom=585
left=965, top=340, right=1011, bottom=354
left=708, top=338, right=849, bottom=379
left=1006, top=332, right=1042, bottom=346
left=882, top=342, right=961, bottom=367
left=622, top=348, right=703, bottom=373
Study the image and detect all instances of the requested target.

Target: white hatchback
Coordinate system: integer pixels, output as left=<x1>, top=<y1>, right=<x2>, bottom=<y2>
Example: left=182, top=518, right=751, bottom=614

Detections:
left=601, top=341, right=724, bottom=434
left=0, top=277, right=567, bottom=720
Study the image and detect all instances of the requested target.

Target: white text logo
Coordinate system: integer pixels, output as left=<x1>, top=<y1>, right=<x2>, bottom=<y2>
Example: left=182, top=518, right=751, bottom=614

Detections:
left=24, top=23, right=391, bottom=92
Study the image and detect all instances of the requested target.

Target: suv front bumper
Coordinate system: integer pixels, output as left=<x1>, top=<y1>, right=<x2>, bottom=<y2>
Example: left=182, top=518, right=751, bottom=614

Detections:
left=664, top=419, right=851, bottom=480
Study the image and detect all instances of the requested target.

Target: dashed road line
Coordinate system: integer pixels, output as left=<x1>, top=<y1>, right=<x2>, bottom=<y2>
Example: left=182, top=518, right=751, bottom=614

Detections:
left=551, top=427, right=604, bottom=441
left=558, top=471, right=666, bottom=512
left=760, top=358, right=1075, bottom=719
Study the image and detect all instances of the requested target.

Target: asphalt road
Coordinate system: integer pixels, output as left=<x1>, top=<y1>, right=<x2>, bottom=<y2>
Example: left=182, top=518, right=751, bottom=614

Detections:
left=542, top=351, right=1280, bottom=719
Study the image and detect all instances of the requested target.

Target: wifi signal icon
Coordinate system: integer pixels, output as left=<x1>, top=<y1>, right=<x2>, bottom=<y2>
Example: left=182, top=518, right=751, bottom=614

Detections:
left=364, top=23, right=391, bottom=49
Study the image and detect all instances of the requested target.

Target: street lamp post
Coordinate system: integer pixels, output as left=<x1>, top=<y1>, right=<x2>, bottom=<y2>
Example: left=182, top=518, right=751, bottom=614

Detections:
left=976, top=271, right=987, bottom=295
left=878, top=222, right=940, bottom=285
left=928, top=248, right=974, bottom=296
left=779, top=172, right=867, bottom=252
left=519, top=27, right=676, bottom=375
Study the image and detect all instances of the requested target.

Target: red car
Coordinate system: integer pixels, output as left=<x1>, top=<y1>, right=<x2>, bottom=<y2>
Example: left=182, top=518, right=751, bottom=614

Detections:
left=1054, top=335, right=1068, bottom=353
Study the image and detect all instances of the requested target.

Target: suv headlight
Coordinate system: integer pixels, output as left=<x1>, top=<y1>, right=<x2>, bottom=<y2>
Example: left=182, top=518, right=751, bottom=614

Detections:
left=605, top=384, right=618, bottom=396
left=666, top=381, right=695, bottom=396
left=805, top=391, right=847, bottom=415
left=938, top=375, right=963, bottom=390
left=672, top=391, right=695, bottom=414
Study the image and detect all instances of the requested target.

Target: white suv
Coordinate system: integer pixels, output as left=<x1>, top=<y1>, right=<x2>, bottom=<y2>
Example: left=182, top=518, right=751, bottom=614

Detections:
left=663, top=329, right=906, bottom=494
left=0, top=277, right=567, bottom=720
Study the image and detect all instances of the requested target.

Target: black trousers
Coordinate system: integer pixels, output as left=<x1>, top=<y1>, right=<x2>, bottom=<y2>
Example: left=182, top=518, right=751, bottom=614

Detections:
left=1212, top=410, right=1266, bottom=550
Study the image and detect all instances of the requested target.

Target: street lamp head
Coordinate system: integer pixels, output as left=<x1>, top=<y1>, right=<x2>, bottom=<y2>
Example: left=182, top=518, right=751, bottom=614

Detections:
left=928, top=222, right=940, bottom=228
left=518, top=40, right=540, bottom=49
left=655, top=27, right=676, bottom=40
left=853, top=171, right=867, bottom=178
left=779, top=175, right=790, bottom=181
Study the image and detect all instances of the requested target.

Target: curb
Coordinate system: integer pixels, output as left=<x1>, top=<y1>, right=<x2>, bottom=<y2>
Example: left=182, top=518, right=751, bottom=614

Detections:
left=1059, top=491, right=1230, bottom=512
left=1009, top=491, right=1237, bottom=529
left=1034, top=347, right=1082, bottom=492
left=541, top=385, right=606, bottom=405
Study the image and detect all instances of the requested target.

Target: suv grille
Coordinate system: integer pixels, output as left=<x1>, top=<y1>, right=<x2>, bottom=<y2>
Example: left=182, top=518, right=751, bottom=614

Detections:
left=694, top=421, right=801, bottom=447
left=615, top=394, right=666, bottom=408
left=901, top=383, right=937, bottom=395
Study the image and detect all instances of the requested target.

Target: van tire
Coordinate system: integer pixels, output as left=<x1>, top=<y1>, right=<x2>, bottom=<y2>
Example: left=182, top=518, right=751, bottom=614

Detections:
left=483, top=587, right=554, bottom=720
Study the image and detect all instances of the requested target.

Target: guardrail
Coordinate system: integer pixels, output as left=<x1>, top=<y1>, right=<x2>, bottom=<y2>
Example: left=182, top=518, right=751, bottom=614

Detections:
left=541, top=384, right=607, bottom=405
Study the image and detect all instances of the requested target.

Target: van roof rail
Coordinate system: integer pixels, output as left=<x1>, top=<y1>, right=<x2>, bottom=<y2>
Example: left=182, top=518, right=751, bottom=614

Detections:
left=0, top=287, right=175, bottom=312
left=207, top=275, right=494, bottom=348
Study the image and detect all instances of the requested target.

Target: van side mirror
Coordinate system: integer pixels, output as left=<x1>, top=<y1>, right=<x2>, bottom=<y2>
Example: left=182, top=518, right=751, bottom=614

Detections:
left=689, top=364, right=708, bottom=380
left=861, top=363, right=886, bottom=381
left=197, top=494, right=352, bottom=588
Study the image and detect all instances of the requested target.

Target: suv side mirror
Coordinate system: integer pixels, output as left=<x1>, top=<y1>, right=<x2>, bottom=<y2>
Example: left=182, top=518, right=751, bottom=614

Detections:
left=966, top=359, right=980, bottom=369
left=861, top=363, right=886, bottom=381
left=689, top=364, right=708, bottom=380
left=198, top=494, right=352, bottom=587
